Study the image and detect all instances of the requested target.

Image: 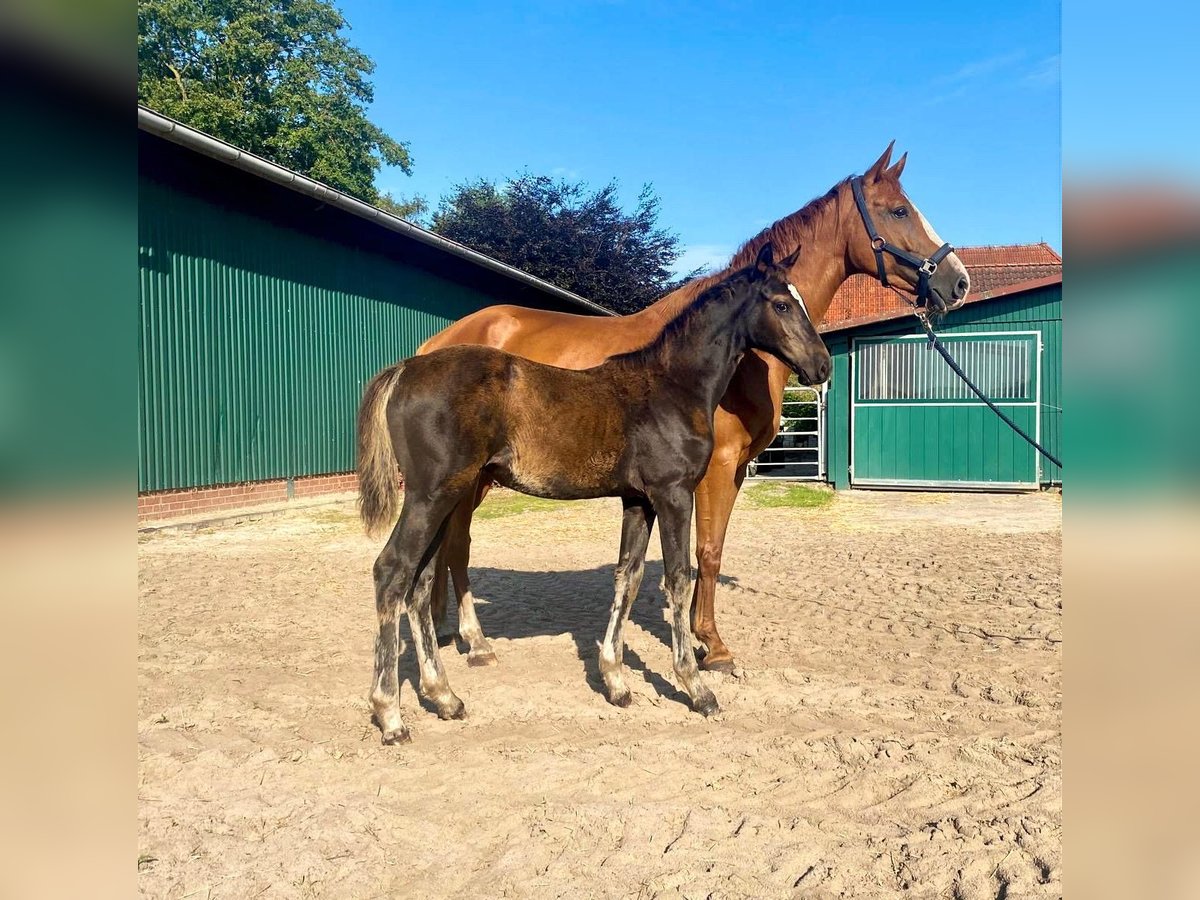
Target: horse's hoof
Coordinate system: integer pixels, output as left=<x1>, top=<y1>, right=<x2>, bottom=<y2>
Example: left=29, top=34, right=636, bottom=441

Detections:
left=468, top=651, right=498, bottom=667
left=607, top=690, right=632, bottom=708
left=699, top=656, right=736, bottom=674
left=694, top=695, right=721, bottom=717
left=381, top=727, right=411, bottom=745
left=438, top=698, right=467, bottom=721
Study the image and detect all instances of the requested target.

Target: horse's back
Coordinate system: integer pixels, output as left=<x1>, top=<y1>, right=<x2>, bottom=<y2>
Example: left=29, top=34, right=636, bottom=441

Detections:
left=416, top=303, right=665, bottom=369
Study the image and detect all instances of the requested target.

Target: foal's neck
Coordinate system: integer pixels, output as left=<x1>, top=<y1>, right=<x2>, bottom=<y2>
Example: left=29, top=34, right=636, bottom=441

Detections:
left=641, top=285, right=757, bottom=413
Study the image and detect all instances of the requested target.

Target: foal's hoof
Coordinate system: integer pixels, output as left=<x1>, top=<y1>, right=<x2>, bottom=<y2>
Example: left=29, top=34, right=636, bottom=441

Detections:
left=694, top=695, right=721, bottom=718
left=699, top=655, right=736, bottom=674
left=381, top=726, right=412, bottom=745
left=468, top=651, right=498, bottom=667
left=437, top=698, right=468, bottom=721
left=607, top=690, right=632, bottom=708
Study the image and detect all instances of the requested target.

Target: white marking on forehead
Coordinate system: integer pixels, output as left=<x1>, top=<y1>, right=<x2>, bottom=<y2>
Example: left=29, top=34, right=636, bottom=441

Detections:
left=787, top=283, right=811, bottom=320
left=911, top=201, right=946, bottom=247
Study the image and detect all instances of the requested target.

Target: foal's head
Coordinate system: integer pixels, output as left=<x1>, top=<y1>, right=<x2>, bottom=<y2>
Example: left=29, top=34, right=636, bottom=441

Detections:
left=740, top=243, right=832, bottom=385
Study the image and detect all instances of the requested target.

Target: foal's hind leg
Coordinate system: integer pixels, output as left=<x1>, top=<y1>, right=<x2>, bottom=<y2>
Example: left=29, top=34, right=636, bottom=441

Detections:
left=407, top=546, right=467, bottom=721
left=599, top=498, right=656, bottom=707
left=370, top=492, right=461, bottom=744
left=653, top=484, right=719, bottom=716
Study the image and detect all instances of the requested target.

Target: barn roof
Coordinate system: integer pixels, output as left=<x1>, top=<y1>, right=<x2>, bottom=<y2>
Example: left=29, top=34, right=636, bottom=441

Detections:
left=820, top=242, right=1062, bottom=333
left=138, top=106, right=617, bottom=317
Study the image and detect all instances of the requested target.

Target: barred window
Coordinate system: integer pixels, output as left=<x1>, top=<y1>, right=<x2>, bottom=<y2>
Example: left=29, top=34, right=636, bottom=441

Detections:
left=857, top=338, right=1034, bottom=402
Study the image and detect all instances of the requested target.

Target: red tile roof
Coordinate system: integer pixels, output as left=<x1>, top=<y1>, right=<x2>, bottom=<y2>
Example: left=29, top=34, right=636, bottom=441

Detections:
left=820, top=242, right=1062, bottom=333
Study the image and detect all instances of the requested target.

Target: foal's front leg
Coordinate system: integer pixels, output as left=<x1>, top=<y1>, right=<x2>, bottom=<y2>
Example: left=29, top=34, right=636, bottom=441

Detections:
left=599, top=498, right=655, bottom=707
left=653, top=485, right=720, bottom=716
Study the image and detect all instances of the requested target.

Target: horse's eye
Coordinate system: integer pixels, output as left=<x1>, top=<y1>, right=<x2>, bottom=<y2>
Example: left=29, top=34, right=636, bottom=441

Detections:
left=774, top=301, right=789, bottom=314
left=892, top=206, right=909, bottom=219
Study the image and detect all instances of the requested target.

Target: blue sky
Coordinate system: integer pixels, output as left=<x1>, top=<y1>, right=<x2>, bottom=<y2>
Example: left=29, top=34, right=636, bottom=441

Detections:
left=339, top=0, right=1061, bottom=273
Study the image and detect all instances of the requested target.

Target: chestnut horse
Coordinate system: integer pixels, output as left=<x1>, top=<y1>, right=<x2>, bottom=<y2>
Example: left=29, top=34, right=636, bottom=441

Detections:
left=418, top=143, right=970, bottom=671
left=358, top=245, right=830, bottom=743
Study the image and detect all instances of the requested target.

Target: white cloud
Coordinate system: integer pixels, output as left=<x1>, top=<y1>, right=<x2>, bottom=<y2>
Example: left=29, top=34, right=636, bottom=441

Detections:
left=551, top=166, right=581, bottom=180
left=673, top=243, right=734, bottom=277
left=1023, top=54, right=1061, bottom=88
left=938, top=50, right=1027, bottom=85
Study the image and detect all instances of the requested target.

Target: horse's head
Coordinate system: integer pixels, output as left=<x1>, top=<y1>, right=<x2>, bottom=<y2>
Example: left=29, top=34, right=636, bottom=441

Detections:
left=743, top=242, right=831, bottom=385
left=845, top=143, right=971, bottom=316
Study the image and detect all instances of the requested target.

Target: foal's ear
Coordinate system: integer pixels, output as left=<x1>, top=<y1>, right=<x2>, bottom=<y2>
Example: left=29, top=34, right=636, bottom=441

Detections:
left=779, top=245, right=802, bottom=270
left=755, top=242, right=775, bottom=273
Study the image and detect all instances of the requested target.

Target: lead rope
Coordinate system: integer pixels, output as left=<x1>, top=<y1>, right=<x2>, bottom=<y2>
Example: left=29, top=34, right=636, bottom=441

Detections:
left=885, top=286, right=1063, bottom=470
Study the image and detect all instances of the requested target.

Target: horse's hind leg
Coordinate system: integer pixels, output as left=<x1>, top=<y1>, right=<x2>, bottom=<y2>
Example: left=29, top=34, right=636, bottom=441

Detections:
left=370, top=490, right=461, bottom=744
left=599, top=498, right=656, bottom=707
left=653, top=484, right=719, bottom=717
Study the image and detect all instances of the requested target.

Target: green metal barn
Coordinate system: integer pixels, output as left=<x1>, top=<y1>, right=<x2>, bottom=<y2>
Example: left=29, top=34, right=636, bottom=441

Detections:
left=137, top=108, right=612, bottom=514
left=821, top=266, right=1062, bottom=490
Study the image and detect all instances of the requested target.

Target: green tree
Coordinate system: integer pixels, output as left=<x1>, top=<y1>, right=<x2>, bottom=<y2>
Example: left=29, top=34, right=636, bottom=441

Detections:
left=138, top=0, right=418, bottom=209
left=430, top=174, right=699, bottom=314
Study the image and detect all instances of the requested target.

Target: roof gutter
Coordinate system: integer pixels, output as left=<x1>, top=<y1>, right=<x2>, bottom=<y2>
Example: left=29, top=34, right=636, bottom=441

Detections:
left=138, top=106, right=617, bottom=317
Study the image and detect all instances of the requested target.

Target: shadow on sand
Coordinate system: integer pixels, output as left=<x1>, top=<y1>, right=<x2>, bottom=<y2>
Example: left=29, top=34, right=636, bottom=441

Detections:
left=397, top=562, right=739, bottom=709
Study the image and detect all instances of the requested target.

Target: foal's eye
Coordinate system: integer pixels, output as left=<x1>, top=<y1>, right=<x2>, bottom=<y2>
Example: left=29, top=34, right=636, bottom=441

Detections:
left=892, top=206, right=909, bottom=219
left=774, top=301, right=790, bottom=314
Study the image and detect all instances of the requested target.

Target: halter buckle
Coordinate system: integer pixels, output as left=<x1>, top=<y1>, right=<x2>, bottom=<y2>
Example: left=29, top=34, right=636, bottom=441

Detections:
left=871, top=236, right=886, bottom=252
left=919, top=258, right=938, bottom=276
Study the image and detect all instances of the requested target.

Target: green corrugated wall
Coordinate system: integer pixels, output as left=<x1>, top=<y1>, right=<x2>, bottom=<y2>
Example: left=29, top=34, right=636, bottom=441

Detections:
left=824, top=283, right=1062, bottom=488
left=137, top=176, right=503, bottom=492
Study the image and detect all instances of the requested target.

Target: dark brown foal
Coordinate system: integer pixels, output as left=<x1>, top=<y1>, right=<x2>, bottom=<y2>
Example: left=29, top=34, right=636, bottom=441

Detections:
left=356, top=243, right=831, bottom=744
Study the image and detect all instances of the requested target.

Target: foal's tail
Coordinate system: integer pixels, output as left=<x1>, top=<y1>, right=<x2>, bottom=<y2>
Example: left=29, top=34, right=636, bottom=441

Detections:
left=356, top=362, right=406, bottom=538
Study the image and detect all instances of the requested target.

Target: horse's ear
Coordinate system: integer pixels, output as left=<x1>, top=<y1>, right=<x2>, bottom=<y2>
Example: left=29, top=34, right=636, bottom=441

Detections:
left=867, top=140, right=896, bottom=182
left=755, top=241, right=775, bottom=273
left=886, top=151, right=908, bottom=180
left=780, top=245, right=802, bottom=269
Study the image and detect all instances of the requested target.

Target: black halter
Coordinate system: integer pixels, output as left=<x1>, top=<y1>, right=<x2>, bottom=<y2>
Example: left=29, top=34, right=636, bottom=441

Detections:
left=850, top=175, right=954, bottom=309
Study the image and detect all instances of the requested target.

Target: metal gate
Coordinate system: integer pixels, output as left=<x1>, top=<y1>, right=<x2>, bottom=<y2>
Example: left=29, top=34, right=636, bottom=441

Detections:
left=850, top=332, right=1041, bottom=489
left=748, top=383, right=826, bottom=480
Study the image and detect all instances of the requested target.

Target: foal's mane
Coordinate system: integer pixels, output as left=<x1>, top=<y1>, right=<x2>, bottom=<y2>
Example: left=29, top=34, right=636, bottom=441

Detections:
left=608, top=270, right=755, bottom=369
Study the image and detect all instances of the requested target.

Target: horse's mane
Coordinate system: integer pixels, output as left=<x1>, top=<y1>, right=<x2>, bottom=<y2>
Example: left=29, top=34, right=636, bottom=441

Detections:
left=670, top=178, right=851, bottom=304
left=613, top=176, right=852, bottom=359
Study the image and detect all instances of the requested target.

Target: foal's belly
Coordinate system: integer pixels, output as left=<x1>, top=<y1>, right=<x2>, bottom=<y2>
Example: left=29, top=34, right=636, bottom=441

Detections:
left=486, top=426, right=628, bottom=501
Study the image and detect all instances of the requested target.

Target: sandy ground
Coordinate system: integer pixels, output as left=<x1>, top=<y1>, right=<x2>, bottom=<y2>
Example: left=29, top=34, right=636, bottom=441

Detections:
left=138, top=489, right=1061, bottom=899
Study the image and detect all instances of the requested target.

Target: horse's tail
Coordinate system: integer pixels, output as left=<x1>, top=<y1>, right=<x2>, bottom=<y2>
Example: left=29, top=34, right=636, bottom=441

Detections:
left=357, top=362, right=406, bottom=538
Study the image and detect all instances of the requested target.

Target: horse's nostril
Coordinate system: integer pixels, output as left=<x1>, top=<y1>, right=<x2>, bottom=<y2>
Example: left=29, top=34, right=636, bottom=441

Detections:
left=954, top=276, right=969, bottom=299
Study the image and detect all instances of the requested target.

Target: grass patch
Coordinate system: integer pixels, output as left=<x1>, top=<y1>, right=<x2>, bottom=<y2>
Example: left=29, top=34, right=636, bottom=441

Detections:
left=742, top=482, right=834, bottom=510
left=474, top=492, right=570, bottom=520
left=310, top=506, right=361, bottom=526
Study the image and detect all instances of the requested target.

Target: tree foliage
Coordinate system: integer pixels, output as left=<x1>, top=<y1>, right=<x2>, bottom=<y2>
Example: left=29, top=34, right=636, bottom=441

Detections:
left=430, top=174, right=699, bottom=314
left=138, top=0, right=417, bottom=208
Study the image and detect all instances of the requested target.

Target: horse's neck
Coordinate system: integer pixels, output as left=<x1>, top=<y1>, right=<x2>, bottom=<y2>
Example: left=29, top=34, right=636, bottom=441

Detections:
left=641, top=186, right=859, bottom=333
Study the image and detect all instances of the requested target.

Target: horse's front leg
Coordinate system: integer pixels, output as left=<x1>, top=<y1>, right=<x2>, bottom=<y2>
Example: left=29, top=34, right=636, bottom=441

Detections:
left=653, top=485, right=719, bottom=716
left=599, top=497, right=656, bottom=707
left=690, top=449, right=746, bottom=673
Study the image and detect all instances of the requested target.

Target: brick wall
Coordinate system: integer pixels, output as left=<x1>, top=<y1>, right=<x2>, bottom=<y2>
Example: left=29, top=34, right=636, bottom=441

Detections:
left=137, top=472, right=362, bottom=522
